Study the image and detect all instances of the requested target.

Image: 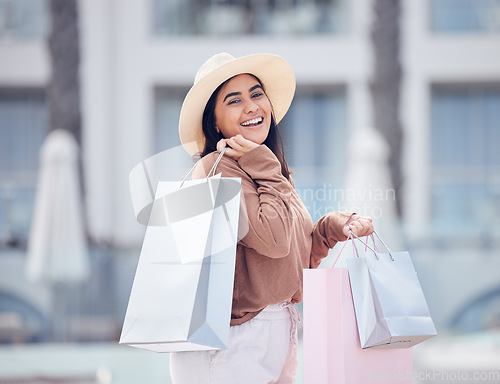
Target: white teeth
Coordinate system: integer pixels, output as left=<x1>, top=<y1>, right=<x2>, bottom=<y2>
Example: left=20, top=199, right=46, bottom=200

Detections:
left=241, top=117, right=263, bottom=126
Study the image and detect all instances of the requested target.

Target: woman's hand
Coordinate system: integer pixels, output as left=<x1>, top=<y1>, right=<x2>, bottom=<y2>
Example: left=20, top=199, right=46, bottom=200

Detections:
left=342, top=214, right=374, bottom=238
left=217, top=134, right=259, bottom=160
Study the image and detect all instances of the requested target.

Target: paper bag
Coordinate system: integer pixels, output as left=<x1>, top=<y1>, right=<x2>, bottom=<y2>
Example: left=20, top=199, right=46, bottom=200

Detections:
left=347, top=236, right=437, bottom=349
left=120, top=151, right=241, bottom=352
left=303, top=267, right=413, bottom=384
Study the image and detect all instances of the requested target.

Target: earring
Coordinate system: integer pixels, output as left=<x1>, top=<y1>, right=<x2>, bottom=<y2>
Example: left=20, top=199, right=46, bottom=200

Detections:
left=215, top=126, right=220, bottom=134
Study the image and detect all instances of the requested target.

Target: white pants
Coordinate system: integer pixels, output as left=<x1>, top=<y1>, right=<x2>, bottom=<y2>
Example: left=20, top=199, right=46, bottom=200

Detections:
left=170, top=301, right=300, bottom=384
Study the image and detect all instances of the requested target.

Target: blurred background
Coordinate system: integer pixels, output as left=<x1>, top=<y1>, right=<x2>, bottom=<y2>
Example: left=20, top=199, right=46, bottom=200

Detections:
left=0, top=0, right=500, bottom=383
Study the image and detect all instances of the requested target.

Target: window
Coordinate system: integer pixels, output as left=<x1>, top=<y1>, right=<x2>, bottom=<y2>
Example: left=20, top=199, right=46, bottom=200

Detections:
left=281, top=87, right=347, bottom=221
left=0, top=89, right=47, bottom=247
left=154, top=87, right=187, bottom=154
left=0, top=0, right=49, bottom=40
left=431, top=85, right=500, bottom=234
left=153, top=0, right=348, bottom=36
left=431, top=0, right=500, bottom=33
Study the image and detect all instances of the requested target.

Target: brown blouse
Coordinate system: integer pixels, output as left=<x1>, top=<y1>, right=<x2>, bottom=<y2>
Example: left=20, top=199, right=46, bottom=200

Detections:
left=193, top=145, right=352, bottom=325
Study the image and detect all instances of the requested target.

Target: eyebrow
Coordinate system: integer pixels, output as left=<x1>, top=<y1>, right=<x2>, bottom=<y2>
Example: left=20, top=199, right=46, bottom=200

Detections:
left=223, top=84, right=264, bottom=102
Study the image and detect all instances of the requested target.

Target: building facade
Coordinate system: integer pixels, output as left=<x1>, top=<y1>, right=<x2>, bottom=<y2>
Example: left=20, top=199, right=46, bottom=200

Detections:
left=1, top=0, right=500, bottom=340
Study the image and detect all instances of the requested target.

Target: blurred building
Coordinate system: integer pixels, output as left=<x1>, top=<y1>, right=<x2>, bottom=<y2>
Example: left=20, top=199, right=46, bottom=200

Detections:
left=0, top=0, right=500, bottom=343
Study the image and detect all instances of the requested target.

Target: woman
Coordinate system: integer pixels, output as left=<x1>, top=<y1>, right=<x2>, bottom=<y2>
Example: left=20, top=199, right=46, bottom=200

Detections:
left=171, top=53, right=373, bottom=383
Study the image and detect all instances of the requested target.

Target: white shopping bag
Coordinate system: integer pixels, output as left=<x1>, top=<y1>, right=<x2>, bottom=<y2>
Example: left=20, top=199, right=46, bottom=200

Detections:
left=120, top=149, right=241, bottom=352
left=347, top=231, right=437, bottom=349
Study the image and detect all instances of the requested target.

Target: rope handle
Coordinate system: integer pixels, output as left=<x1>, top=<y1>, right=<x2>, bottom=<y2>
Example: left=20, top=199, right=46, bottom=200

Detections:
left=331, top=231, right=355, bottom=268
left=351, top=230, right=394, bottom=261
left=179, top=147, right=227, bottom=189
left=365, top=234, right=380, bottom=253
left=331, top=229, right=394, bottom=267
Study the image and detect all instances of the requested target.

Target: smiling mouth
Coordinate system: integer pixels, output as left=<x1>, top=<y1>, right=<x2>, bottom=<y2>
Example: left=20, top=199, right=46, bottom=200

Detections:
left=240, top=116, right=263, bottom=127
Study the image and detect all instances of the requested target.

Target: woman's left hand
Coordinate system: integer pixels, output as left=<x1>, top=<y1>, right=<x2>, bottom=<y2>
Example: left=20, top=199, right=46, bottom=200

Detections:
left=217, top=134, right=259, bottom=160
left=342, top=214, right=374, bottom=238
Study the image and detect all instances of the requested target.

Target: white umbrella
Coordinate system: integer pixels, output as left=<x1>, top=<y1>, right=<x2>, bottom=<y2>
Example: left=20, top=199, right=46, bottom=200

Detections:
left=25, top=129, right=89, bottom=341
left=26, top=129, right=89, bottom=284
left=329, top=126, right=402, bottom=268
left=346, top=127, right=397, bottom=213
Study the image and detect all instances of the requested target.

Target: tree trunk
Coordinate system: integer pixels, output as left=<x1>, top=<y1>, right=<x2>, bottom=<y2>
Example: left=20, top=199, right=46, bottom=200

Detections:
left=47, top=0, right=81, bottom=144
left=47, top=0, right=87, bottom=238
left=370, top=0, right=403, bottom=216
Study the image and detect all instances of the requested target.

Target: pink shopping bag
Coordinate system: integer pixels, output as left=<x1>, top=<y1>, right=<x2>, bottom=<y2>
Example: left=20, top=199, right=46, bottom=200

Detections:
left=303, top=267, right=413, bottom=384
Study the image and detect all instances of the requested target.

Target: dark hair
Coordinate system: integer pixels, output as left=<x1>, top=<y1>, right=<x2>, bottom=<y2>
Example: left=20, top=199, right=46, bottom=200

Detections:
left=201, top=75, right=292, bottom=180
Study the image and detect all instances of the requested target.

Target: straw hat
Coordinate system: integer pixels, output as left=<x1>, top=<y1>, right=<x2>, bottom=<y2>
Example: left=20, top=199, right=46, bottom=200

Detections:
left=179, top=53, right=296, bottom=155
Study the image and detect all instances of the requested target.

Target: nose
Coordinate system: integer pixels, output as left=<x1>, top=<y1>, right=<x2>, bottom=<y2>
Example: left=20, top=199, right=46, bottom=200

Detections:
left=244, top=99, right=258, bottom=114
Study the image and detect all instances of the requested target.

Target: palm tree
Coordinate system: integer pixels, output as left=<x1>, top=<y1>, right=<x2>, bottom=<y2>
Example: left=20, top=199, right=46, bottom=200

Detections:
left=45, top=0, right=86, bottom=341
left=47, top=0, right=81, bottom=143
left=369, top=0, right=403, bottom=216
left=47, top=0, right=87, bottom=215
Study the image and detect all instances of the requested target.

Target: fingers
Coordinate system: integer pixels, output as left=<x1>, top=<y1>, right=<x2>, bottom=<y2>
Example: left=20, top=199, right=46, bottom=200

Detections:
left=228, top=134, right=258, bottom=151
left=216, top=139, right=228, bottom=153
left=218, top=135, right=259, bottom=160
left=348, top=217, right=374, bottom=237
left=226, top=135, right=245, bottom=152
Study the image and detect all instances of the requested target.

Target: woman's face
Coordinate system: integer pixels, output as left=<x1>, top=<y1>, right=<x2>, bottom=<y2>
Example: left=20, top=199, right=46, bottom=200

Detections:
left=214, top=74, right=272, bottom=145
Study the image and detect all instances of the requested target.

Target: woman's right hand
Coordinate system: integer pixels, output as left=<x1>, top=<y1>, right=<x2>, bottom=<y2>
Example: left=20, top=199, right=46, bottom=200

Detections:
left=217, top=135, right=259, bottom=160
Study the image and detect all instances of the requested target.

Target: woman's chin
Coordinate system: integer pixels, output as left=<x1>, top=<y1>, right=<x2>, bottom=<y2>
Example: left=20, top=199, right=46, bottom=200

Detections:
left=244, top=136, right=266, bottom=145
left=241, top=130, right=269, bottom=145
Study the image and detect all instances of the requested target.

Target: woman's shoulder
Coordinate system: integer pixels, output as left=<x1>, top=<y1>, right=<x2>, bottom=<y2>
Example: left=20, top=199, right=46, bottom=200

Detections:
left=192, top=151, right=242, bottom=179
left=192, top=152, right=217, bottom=179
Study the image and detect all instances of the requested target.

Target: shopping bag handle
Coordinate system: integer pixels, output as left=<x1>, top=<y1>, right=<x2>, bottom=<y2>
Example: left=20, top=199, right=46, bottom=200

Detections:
left=332, top=231, right=370, bottom=266
left=331, top=231, right=356, bottom=268
left=179, top=147, right=228, bottom=188
left=364, top=234, right=380, bottom=253
left=351, top=230, right=394, bottom=261
left=332, top=229, right=393, bottom=267
left=208, top=146, right=228, bottom=177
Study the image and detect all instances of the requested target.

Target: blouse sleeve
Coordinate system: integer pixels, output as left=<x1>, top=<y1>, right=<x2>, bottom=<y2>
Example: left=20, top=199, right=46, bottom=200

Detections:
left=193, top=145, right=294, bottom=258
left=310, top=211, right=355, bottom=268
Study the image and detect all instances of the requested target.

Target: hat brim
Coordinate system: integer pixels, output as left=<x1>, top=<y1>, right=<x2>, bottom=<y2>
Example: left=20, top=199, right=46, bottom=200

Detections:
left=179, top=54, right=296, bottom=155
